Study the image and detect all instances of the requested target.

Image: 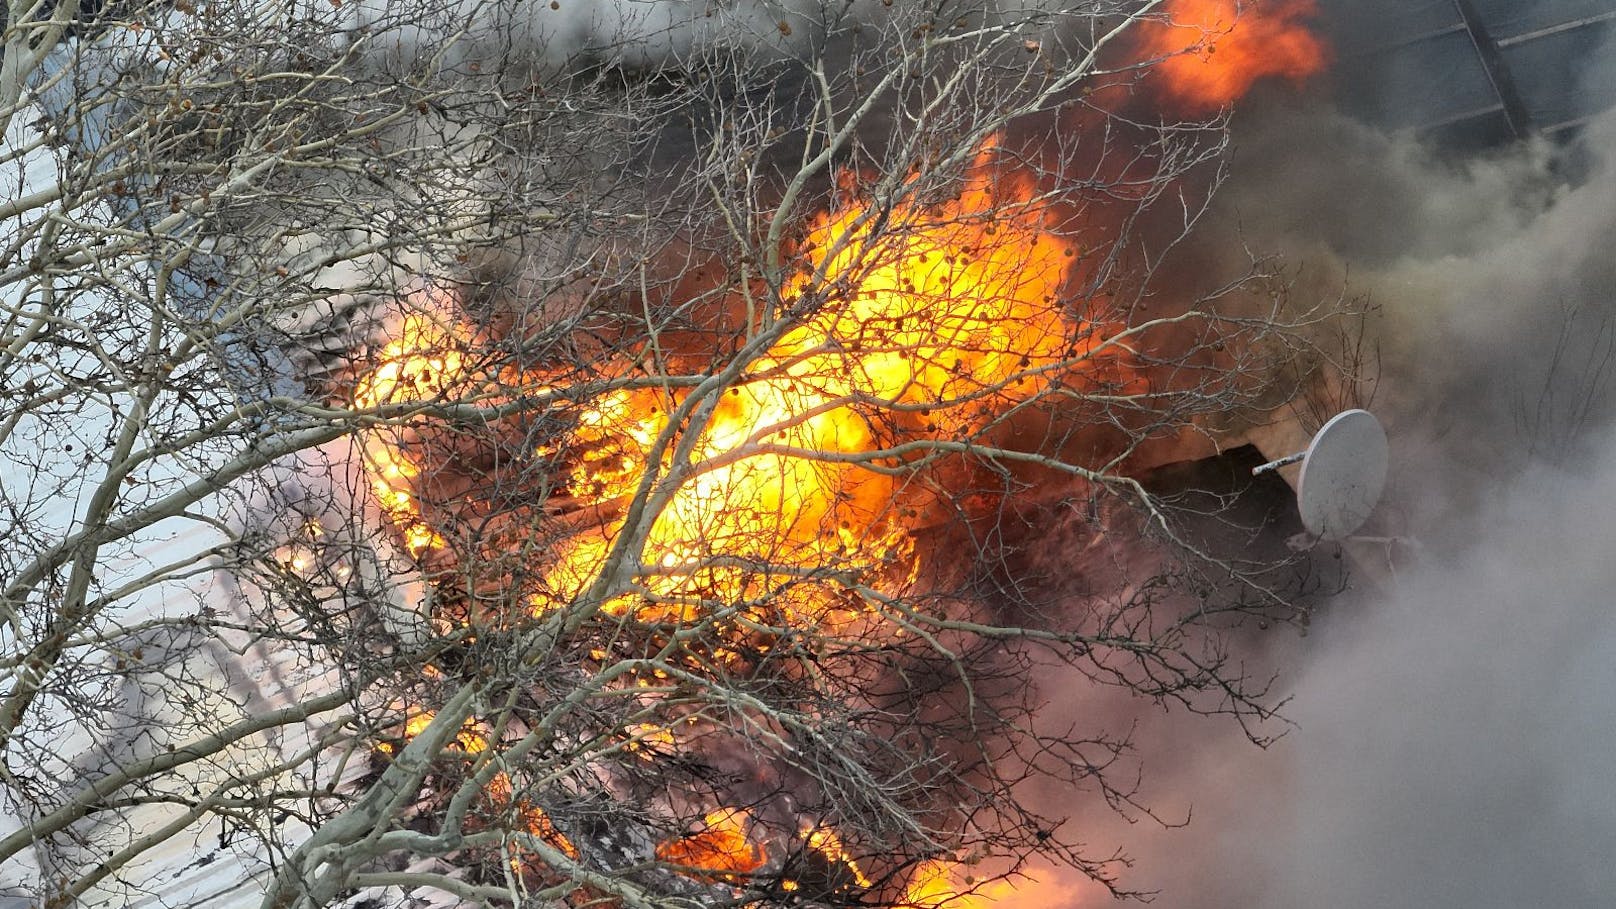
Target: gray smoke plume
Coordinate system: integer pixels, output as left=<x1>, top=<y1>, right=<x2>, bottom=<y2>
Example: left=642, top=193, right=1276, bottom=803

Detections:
left=395, top=6, right=1616, bottom=905
left=1031, top=21, right=1616, bottom=909
left=39, top=2, right=1608, bottom=904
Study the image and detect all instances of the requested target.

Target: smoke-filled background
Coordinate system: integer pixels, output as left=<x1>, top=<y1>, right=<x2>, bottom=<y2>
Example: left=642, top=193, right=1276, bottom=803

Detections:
left=1021, top=6, right=1616, bottom=907
left=10, top=0, right=1615, bottom=905
left=308, top=2, right=1616, bottom=904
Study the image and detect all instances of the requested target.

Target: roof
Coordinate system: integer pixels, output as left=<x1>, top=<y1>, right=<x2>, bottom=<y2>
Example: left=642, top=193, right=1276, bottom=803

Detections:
left=1322, top=0, right=1616, bottom=144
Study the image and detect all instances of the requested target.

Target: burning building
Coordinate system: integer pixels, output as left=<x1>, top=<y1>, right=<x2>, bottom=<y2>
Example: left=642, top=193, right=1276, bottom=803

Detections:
left=3, top=1, right=1615, bottom=908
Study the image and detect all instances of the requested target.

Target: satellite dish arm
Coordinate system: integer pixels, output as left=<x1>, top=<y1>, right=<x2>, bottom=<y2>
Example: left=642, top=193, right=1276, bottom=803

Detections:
left=1251, top=450, right=1306, bottom=477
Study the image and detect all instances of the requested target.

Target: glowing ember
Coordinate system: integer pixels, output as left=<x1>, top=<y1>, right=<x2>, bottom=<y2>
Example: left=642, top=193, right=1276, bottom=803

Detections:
left=1136, top=0, right=1329, bottom=114
left=655, top=807, right=767, bottom=880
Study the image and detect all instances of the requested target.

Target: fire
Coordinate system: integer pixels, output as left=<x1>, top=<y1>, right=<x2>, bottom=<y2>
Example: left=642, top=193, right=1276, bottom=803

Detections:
left=1136, top=0, right=1329, bottom=114
left=350, top=143, right=1097, bottom=899
left=804, top=823, right=874, bottom=889
left=349, top=141, right=1088, bottom=636
left=375, top=708, right=581, bottom=866
left=788, top=145, right=1077, bottom=409
left=534, top=141, right=1087, bottom=624
left=484, top=772, right=581, bottom=862
left=350, top=309, right=467, bottom=554
left=906, top=861, right=974, bottom=906
left=314, top=0, right=1332, bottom=889
left=904, top=860, right=1040, bottom=909
left=655, top=808, right=767, bottom=880
left=373, top=708, right=489, bottom=755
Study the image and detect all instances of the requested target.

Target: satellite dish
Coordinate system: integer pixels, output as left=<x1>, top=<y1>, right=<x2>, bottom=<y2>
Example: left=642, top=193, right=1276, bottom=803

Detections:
left=1252, top=409, right=1388, bottom=541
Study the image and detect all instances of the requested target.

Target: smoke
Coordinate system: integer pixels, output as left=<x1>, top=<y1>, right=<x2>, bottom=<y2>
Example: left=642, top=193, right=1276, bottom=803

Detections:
left=337, top=0, right=814, bottom=72
left=110, top=0, right=1613, bottom=902
left=1250, top=451, right=1616, bottom=907
left=367, top=5, right=1616, bottom=904
left=325, top=0, right=1082, bottom=74
left=1078, top=425, right=1616, bottom=908
left=1035, top=19, right=1616, bottom=909
left=298, top=1, right=1616, bottom=902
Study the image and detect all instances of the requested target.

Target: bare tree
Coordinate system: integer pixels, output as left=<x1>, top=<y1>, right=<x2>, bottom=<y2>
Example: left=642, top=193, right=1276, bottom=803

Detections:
left=0, top=1, right=1349, bottom=907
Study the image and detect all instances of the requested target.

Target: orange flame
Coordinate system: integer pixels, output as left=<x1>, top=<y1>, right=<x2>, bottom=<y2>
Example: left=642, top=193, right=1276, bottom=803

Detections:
left=352, top=150, right=1099, bottom=899
left=534, top=141, right=1087, bottom=624
left=485, top=772, right=581, bottom=861
left=1136, top=0, right=1329, bottom=114
left=334, top=26, right=1278, bottom=899
left=906, top=861, right=975, bottom=907
left=655, top=808, right=767, bottom=880
left=376, top=710, right=580, bottom=867
left=354, top=147, right=1085, bottom=624
left=373, top=708, right=489, bottom=755
left=804, top=824, right=874, bottom=889
left=904, top=860, right=1043, bottom=909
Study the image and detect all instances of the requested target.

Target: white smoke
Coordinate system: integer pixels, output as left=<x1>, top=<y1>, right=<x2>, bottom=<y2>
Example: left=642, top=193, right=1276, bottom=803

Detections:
left=1042, top=33, right=1616, bottom=909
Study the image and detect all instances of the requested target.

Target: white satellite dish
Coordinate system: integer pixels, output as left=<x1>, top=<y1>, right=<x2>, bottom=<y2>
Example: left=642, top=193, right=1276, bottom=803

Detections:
left=1251, top=409, right=1388, bottom=541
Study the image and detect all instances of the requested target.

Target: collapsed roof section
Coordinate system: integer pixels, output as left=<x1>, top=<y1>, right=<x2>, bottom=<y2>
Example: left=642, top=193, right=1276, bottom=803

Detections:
left=1322, top=0, right=1616, bottom=145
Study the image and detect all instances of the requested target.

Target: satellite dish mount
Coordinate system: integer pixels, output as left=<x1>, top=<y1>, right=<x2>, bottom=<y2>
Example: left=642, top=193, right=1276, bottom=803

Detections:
left=1251, top=409, right=1389, bottom=542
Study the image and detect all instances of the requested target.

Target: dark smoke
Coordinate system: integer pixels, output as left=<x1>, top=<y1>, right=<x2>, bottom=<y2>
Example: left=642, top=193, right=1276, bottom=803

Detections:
left=206, top=2, right=1616, bottom=904
left=1025, top=17, right=1616, bottom=909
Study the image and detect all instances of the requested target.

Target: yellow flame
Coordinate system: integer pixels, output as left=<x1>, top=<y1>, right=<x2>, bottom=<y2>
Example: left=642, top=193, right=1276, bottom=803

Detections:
left=904, top=859, right=1042, bottom=909
left=532, top=140, right=1081, bottom=628
left=352, top=142, right=1087, bottom=641
left=351, top=310, right=464, bottom=554
left=805, top=824, right=874, bottom=889
left=374, top=708, right=488, bottom=755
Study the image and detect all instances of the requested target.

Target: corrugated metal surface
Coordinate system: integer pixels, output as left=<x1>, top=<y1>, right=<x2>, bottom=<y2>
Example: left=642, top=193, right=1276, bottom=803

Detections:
left=1324, top=0, right=1616, bottom=141
left=1472, top=0, right=1616, bottom=36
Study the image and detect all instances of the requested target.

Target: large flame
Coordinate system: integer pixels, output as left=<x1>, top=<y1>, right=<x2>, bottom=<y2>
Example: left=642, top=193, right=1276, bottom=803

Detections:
left=353, top=141, right=1088, bottom=635
left=542, top=142, right=1086, bottom=624
left=349, top=145, right=1089, bottom=900
left=1137, top=0, right=1329, bottom=114
left=343, top=120, right=1315, bottom=903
